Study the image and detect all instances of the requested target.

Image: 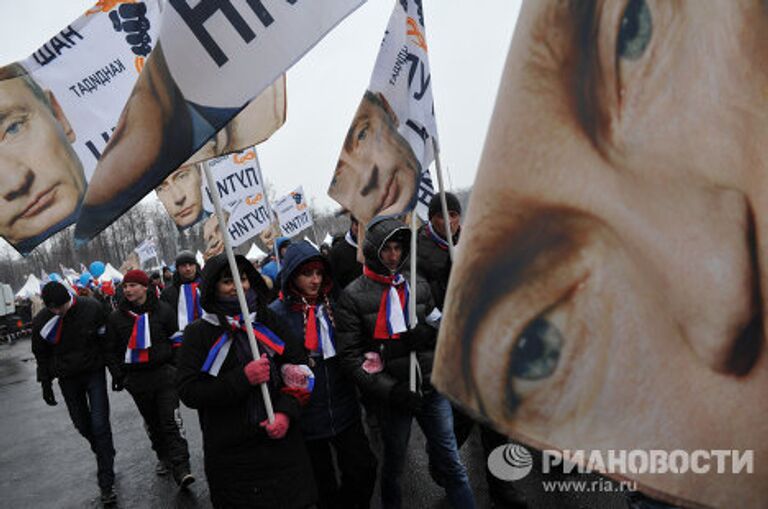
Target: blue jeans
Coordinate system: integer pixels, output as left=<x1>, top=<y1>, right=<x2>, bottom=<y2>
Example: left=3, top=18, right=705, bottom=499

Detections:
left=59, top=369, right=115, bottom=490
left=379, top=391, right=475, bottom=509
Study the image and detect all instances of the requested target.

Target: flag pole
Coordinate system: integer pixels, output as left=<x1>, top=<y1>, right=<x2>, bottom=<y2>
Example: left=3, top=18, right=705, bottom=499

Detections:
left=409, top=210, right=418, bottom=392
left=200, top=161, right=275, bottom=423
left=432, top=138, right=455, bottom=262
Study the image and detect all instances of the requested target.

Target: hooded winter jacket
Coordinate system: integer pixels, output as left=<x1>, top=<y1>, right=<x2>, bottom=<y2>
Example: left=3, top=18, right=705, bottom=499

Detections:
left=335, top=218, right=438, bottom=402
left=269, top=240, right=362, bottom=441
left=31, top=296, right=110, bottom=383
left=175, top=253, right=316, bottom=506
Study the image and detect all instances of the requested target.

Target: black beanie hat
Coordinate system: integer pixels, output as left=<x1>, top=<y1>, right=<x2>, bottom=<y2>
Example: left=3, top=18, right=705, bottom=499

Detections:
left=175, top=250, right=196, bottom=266
left=42, top=281, right=70, bottom=308
left=428, top=192, right=461, bottom=219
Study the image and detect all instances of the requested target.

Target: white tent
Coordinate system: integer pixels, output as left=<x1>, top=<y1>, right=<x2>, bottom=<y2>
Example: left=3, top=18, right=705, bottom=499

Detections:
left=99, top=263, right=123, bottom=282
left=196, top=250, right=205, bottom=268
left=246, top=243, right=266, bottom=261
left=323, top=233, right=333, bottom=246
left=16, top=274, right=42, bottom=299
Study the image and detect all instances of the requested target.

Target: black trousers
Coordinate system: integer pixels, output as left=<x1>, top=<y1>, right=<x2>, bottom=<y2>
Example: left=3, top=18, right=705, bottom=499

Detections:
left=305, top=420, right=378, bottom=509
left=59, top=369, right=116, bottom=490
left=125, top=365, right=190, bottom=482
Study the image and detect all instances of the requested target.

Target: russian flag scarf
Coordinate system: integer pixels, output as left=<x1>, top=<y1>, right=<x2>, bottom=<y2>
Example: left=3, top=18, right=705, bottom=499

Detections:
left=173, top=281, right=201, bottom=348
left=363, top=265, right=411, bottom=339
left=40, top=295, right=76, bottom=345
left=300, top=299, right=336, bottom=359
left=124, top=311, right=152, bottom=364
left=426, top=221, right=451, bottom=251
left=200, top=312, right=285, bottom=376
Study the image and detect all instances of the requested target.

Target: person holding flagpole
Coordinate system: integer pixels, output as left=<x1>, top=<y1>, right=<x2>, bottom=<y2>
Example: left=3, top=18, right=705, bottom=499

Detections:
left=335, top=218, right=475, bottom=509
left=105, top=270, right=194, bottom=488
left=270, top=241, right=377, bottom=508
left=31, top=281, right=118, bottom=505
left=176, top=253, right=318, bottom=508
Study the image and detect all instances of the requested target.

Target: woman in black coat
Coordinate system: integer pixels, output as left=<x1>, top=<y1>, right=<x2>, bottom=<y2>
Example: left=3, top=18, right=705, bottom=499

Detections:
left=270, top=241, right=377, bottom=508
left=176, top=253, right=317, bottom=508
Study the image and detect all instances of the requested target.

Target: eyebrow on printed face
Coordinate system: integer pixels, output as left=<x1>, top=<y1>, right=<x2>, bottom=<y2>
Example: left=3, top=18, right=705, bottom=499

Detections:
left=454, top=207, right=594, bottom=417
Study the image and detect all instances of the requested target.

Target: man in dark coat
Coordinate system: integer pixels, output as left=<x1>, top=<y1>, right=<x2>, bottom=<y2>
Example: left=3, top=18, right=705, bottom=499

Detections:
left=416, top=193, right=461, bottom=311
left=31, top=281, right=118, bottom=505
left=328, top=215, right=362, bottom=290
left=176, top=253, right=318, bottom=508
left=270, top=241, right=377, bottom=508
left=417, top=193, right=520, bottom=505
left=106, top=270, right=194, bottom=487
left=160, top=250, right=202, bottom=350
left=335, top=218, right=475, bottom=509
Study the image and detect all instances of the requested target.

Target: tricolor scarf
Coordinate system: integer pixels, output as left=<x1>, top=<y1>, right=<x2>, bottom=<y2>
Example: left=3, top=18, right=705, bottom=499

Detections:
left=40, top=295, right=76, bottom=345
left=363, top=266, right=411, bottom=339
left=299, top=299, right=336, bottom=359
left=200, top=311, right=285, bottom=376
left=124, top=311, right=152, bottom=364
left=173, top=281, right=201, bottom=348
left=427, top=221, right=451, bottom=251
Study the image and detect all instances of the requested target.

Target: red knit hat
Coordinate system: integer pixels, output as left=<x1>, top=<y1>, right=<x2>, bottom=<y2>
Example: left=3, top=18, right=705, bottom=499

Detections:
left=123, top=270, right=149, bottom=287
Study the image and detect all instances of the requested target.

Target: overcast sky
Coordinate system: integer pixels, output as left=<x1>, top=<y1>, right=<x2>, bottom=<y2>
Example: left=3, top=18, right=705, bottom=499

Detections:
left=0, top=0, right=519, bottom=252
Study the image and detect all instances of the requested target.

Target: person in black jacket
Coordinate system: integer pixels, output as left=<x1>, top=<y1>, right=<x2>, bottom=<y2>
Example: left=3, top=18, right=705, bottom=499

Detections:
left=176, top=253, right=318, bottom=508
left=31, top=281, right=118, bottom=505
left=106, top=270, right=194, bottom=488
left=328, top=215, right=362, bottom=291
left=160, top=250, right=202, bottom=350
left=270, top=241, right=377, bottom=509
left=416, top=193, right=461, bottom=312
left=335, top=218, right=475, bottom=509
left=417, top=193, right=521, bottom=505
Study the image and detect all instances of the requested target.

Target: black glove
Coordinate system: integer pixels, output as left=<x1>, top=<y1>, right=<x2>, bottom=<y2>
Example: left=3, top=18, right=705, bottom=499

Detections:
left=401, top=323, right=435, bottom=351
left=41, top=381, right=57, bottom=406
left=111, top=377, right=124, bottom=392
left=390, top=382, right=423, bottom=414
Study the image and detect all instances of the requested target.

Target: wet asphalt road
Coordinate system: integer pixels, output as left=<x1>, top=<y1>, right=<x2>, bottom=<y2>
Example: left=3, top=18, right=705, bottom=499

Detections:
left=0, top=338, right=636, bottom=509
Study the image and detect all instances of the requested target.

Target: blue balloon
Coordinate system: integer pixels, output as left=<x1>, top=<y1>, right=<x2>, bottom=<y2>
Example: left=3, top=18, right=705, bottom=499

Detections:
left=89, top=261, right=106, bottom=278
left=79, top=272, right=93, bottom=286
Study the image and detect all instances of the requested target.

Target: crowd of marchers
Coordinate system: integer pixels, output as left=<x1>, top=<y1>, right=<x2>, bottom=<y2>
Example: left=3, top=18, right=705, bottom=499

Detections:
left=29, top=193, right=521, bottom=509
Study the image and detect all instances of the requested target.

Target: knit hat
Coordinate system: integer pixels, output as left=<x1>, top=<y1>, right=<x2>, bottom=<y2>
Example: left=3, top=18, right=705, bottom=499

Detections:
left=42, top=281, right=70, bottom=308
left=123, top=270, right=149, bottom=287
left=428, top=192, right=461, bottom=219
left=175, top=250, right=196, bottom=266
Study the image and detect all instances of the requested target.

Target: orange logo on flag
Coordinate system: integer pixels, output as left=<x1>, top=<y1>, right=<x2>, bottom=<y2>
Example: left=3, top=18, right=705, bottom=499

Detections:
left=234, top=150, right=257, bottom=165
left=406, top=17, right=428, bottom=52
left=134, top=56, right=145, bottom=74
left=86, top=0, right=137, bottom=15
left=246, top=194, right=264, bottom=206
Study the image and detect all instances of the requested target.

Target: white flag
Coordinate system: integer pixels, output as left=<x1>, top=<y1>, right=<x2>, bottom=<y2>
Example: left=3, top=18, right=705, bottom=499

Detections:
left=135, top=239, right=158, bottom=265
left=275, top=186, right=314, bottom=238
left=329, top=0, right=438, bottom=224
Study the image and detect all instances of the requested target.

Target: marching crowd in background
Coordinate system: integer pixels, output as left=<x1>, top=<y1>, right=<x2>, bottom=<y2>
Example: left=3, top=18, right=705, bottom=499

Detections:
left=29, top=193, right=522, bottom=509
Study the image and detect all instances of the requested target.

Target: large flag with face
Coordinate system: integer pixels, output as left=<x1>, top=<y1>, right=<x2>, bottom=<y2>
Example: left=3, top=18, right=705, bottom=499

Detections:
left=0, top=1, right=290, bottom=256
left=75, top=0, right=366, bottom=243
left=275, top=186, right=313, bottom=238
left=328, top=0, right=437, bottom=227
